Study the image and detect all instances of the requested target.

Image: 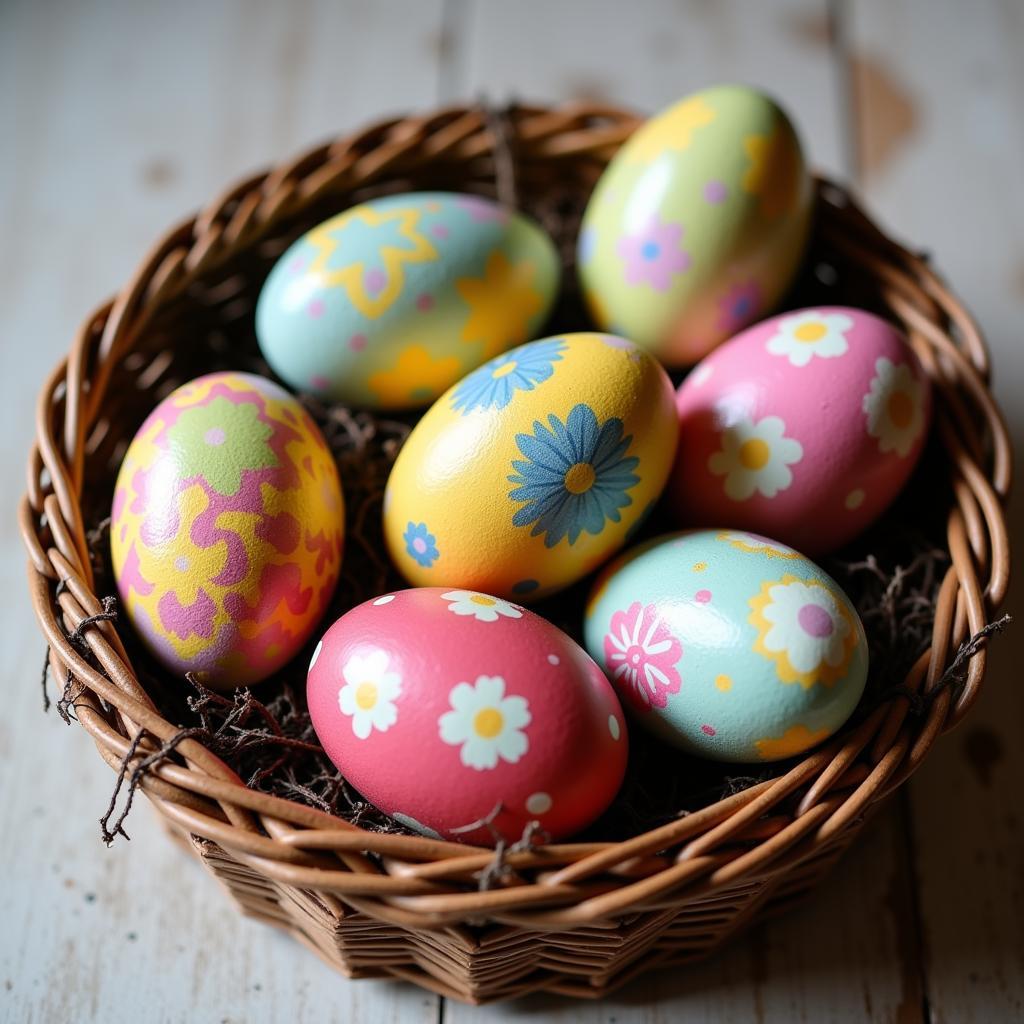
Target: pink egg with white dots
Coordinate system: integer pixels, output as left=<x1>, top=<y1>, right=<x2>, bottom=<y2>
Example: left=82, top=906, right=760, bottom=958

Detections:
left=670, top=307, right=932, bottom=554
left=307, top=588, right=627, bottom=846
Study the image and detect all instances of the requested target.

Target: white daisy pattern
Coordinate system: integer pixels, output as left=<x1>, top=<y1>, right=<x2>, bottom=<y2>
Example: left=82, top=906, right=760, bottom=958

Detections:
left=708, top=415, right=803, bottom=501
left=337, top=650, right=402, bottom=739
left=441, top=590, right=523, bottom=622
left=438, top=675, right=531, bottom=770
left=862, top=356, right=926, bottom=457
left=765, top=310, right=854, bottom=367
left=749, top=575, right=857, bottom=688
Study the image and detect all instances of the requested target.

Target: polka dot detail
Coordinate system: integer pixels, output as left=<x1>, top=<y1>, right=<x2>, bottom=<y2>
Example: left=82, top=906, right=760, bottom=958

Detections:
left=547, top=654, right=560, bottom=665
left=701, top=724, right=717, bottom=737
left=715, top=674, right=733, bottom=692
left=364, top=268, right=387, bottom=293
left=695, top=589, right=712, bottom=604
left=608, top=715, right=621, bottom=741
left=348, top=333, right=368, bottom=352
left=845, top=488, right=866, bottom=510
left=692, top=561, right=708, bottom=572
left=704, top=180, right=728, bottom=204
left=526, top=792, right=552, bottom=815
left=373, top=595, right=395, bottom=606
left=512, top=579, right=540, bottom=595
left=307, top=298, right=325, bottom=319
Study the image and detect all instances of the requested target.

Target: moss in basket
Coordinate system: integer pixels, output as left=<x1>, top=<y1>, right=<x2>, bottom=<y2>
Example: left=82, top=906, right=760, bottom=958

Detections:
left=77, top=178, right=962, bottom=847
left=86, top=392, right=955, bottom=846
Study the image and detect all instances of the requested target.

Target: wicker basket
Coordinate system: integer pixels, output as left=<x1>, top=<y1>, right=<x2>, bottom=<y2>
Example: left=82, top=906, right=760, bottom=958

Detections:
left=21, top=103, right=1011, bottom=1005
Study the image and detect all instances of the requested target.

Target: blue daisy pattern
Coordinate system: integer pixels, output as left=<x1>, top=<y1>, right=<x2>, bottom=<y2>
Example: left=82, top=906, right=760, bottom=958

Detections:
left=508, top=403, right=641, bottom=547
left=404, top=522, right=439, bottom=568
left=450, top=338, right=567, bottom=415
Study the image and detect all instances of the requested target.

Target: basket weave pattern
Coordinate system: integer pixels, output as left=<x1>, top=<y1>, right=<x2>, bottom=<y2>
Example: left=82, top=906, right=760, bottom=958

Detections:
left=20, top=104, right=1011, bottom=1004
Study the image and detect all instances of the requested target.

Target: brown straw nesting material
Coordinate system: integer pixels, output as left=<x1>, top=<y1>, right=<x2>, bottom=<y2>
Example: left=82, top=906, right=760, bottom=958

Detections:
left=21, top=104, right=1011, bottom=1004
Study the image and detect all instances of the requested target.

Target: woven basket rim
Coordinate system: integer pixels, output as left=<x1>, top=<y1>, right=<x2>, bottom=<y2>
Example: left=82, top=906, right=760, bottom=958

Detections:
left=20, top=102, right=1012, bottom=936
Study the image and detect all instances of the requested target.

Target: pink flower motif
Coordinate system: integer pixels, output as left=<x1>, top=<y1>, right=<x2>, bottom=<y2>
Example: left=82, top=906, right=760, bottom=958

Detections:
left=616, top=216, right=691, bottom=291
left=603, top=601, right=683, bottom=712
left=717, top=280, right=763, bottom=333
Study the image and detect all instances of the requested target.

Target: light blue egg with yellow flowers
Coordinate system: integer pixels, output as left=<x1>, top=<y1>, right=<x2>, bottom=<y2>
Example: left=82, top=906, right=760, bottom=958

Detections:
left=583, top=529, right=868, bottom=762
left=256, top=192, right=560, bottom=410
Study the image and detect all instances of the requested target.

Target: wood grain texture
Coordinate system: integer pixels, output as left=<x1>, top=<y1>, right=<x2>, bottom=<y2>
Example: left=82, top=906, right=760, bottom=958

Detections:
left=0, top=0, right=1018, bottom=1020
left=453, top=0, right=849, bottom=177
left=847, top=1, right=1024, bottom=1020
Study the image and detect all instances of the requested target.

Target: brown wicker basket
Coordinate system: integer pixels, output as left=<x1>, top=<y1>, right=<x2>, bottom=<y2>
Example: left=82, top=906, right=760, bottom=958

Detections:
left=20, top=103, right=1011, bottom=1005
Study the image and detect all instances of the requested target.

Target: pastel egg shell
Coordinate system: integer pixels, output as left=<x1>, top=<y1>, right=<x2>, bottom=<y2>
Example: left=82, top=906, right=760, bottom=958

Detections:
left=584, top=529, right=868, bottom=763
left=306, top=588, right=628, bottom=846
left=255, top=191, right=561, bottom=410
left=110, top=371, right=345, bottom=689
left=578, top=83, right=812, bottom=366
left=382, top=332, right=679, bottom=601
left=670, top=306, right=932, bottom=555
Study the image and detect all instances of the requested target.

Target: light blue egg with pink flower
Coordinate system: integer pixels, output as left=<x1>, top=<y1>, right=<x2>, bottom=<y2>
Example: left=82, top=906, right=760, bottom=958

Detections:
left=583, top=529, right=868, bottom=762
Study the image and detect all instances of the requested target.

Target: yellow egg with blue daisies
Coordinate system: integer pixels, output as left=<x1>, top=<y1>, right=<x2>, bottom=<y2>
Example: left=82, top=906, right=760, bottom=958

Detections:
left=383, top=333, right=678, bottom=600
left=255, top=192, right=560, bottom=410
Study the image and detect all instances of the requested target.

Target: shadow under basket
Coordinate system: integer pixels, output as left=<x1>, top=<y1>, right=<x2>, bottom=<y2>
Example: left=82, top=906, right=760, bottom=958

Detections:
left=21, top=104, right=1012, bottom=1005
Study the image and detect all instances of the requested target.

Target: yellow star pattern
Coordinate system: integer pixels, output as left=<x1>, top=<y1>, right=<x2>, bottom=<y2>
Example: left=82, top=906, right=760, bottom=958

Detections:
left=456, top=250, right=544, bottom=357
left=305, top=206, right=437, bottom=319
left=754, top=723, right=830, bottom=761
left=626, top=96, right=717, bottom=163
left=741, top=127, right=804, bottom=219
left=367, top=346, right=463, bottom=409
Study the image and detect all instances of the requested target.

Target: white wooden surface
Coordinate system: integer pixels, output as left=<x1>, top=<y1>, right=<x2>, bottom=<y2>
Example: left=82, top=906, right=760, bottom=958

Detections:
left=1, top=1, right=1020, bottom=1021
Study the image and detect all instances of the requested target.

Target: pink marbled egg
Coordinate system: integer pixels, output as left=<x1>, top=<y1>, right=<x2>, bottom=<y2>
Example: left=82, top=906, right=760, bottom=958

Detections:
left=670, top=307, right=931, bottom=554
left=306, top=588, right=627, bottom=846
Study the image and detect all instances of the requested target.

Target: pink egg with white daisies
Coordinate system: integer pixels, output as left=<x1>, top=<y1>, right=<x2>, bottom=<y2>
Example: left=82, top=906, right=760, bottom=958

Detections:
left=670, top=306, right=932, bottom=554
left=306, top=587, right=628, bottom=846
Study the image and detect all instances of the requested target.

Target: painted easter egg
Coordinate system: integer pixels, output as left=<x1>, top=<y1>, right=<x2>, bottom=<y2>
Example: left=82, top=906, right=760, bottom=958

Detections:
left=584, top=530, right=868, bottom=762
left=669, top=306, right=932, bottom=554
left=382, top=332, right=678, bottom=601
left=110, top=372, right=345, bottom=688
left=255, top=192, right=560, bottom=410
left=578, top=84, right=812, bottom=366
left=307, top=587, right=627, bottom=845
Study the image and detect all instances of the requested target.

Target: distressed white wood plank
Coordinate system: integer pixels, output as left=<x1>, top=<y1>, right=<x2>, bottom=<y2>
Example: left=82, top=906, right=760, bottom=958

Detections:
left=455, top=0, right=848, bottom=178
left=0, top=0, right=444, bottom=1021
left=847, top=2, right=1024, bottom=1021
